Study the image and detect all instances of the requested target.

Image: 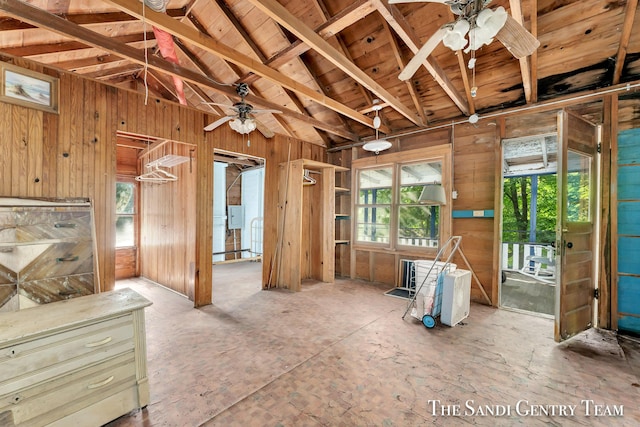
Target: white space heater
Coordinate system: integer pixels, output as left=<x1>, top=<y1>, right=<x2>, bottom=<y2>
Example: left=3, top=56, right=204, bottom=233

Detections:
left=440, top=269, right=472, bottom=326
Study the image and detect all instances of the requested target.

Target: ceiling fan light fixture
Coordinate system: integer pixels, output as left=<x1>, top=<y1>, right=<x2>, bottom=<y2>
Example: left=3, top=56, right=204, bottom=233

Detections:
left=443, top=20, right=470, bottom=51
left=229, top=118, right=256, bottom=134
left=476, top=6, right=508, bottom=39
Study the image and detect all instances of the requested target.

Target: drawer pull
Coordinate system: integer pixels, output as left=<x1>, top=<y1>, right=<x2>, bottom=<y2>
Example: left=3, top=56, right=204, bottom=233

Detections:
left=87, top=375, right=114, bottom=389
left=56, top=255, right=79, bottom=262
left=54, top=222, right=76, bottom=228
left=85, top=336, right=112, bottom=348
left=10, top=394, right=23, bottom=405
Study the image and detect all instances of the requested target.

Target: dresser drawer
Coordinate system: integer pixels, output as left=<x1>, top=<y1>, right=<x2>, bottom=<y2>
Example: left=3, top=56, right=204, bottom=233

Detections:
left=0, top=352, right=137, bottom=426
left=0, top=314, right=134, bottom=395
left=19, top=274, right=95, bottom=306
left=0, top=209, right=92, bottom=244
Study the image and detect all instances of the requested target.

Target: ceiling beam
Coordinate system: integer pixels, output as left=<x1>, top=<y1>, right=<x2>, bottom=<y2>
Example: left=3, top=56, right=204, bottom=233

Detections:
left=0, top=0, right=357, bottom=142
left=103, top=0, right=383, bottom=133
left=239, top=0, right=377, bottom=87
left=612, top=0, right=638, bottom=85
left=1, top=32, right=154, bottom=57
left=373, top=0, right=469, bottom=116
left=509, top=0, right=533, bottom=103
left=530, top=0, right=538, bottom=102
left=383, top=19, right=428, bottom=124
left=209, top=0, right=304, bottom=140
left=244, top=0, right=422, bottom=126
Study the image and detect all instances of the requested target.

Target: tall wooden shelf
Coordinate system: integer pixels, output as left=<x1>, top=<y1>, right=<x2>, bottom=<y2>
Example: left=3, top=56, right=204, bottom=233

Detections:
left=274, top=159, right=348, bottom=291
left=333, top=162, right=351, bottom=278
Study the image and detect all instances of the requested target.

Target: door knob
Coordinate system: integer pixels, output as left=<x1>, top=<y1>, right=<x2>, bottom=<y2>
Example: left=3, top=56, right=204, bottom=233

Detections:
left=566, top=242, right=573, bottom=249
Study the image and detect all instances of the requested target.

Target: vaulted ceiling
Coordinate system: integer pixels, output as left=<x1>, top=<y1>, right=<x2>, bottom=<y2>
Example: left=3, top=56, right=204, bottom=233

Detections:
left=1, top=0, right=639, bottom=148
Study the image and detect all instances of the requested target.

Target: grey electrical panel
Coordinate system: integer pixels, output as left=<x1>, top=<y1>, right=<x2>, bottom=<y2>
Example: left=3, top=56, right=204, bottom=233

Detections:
left=227, top=205, right=244, bottom=230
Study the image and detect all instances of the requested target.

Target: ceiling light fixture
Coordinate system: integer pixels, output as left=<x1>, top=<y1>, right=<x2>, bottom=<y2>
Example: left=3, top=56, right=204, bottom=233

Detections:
left=362, top=102, right=392, bottom=155
left=228, top=118, right=257, bottom=134
left=445, top=1, right=507, bottom=97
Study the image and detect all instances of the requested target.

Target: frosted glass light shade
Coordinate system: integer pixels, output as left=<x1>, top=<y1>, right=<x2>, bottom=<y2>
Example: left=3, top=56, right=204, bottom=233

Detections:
left=363, top=139, right=392, bottom=154
left=443, top=19, right=470, bottom=51
left=419, top=184, right=447, bottom=205
left=229, top=118, right=256, bottom=134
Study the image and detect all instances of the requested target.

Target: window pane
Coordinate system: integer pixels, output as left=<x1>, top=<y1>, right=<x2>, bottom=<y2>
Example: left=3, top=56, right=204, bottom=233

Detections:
left=398, top=205, right=440, bottom=247
left=566, top=150, right=591, bottom=222
left=116, top=216, right=135, bottom=247
left=359, top=167, right=392, bottom=192
left=116, top=182, right=135, bottom=214
left=400, top=161, right=442, bottom=189
left=358, top=187, right=392, bottom=204
left=356, top=207, right=390, bottom=243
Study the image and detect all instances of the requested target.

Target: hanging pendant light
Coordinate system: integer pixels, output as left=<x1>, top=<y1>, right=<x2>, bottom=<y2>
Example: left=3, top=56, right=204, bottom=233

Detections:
left=362, top=102, right=392, bottom=155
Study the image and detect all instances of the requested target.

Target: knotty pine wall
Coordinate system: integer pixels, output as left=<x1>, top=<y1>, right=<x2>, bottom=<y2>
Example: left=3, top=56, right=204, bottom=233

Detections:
left=0, top=55, right=323, bottom=306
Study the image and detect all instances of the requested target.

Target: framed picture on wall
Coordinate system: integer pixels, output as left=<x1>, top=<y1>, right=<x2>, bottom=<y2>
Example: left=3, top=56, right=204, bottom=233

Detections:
left=0, top=62, right=59, bottom=113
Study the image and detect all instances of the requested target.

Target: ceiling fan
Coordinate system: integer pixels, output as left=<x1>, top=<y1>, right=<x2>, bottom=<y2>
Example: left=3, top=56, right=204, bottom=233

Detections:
left=391, top=0, right=540, bottom=81
left=203, top=83, right=282, bottom=138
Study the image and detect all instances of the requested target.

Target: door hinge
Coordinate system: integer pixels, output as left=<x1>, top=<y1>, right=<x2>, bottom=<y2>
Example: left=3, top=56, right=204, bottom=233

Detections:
left=594, top=288, right=599, bottom=299
left=597, top=143, right=602, bottom=153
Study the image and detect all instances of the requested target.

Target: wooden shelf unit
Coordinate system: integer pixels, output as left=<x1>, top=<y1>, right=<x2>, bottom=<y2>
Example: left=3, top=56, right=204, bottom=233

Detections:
left=274, top=159, right=348, bottom=291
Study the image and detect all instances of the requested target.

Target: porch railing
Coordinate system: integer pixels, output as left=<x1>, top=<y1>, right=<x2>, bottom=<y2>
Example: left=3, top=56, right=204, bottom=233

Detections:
left=502, top=242, right=556, bottom=281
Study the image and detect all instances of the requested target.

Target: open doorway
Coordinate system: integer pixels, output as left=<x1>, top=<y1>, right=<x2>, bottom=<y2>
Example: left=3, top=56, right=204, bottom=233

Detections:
left=500, top=134, right=558, bottom=316
left=212, top=150, right=265, bottom=299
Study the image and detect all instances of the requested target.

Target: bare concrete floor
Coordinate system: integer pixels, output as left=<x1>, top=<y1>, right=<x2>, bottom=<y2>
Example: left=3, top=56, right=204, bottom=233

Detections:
left=107, top=263, right=640, bottom=426
left=500, top=271, right=555, bottom=316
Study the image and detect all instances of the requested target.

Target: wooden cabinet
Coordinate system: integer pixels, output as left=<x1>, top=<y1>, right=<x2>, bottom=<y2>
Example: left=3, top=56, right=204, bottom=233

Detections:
left=274, top=159, right=348, bottom=290
left=0, top=288, right=151, bottom=426
left=0, top=198, right=98, bottom=312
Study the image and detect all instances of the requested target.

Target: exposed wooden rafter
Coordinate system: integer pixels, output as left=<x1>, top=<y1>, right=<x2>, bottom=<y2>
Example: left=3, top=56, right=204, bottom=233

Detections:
left=509, top=0, right=534, bottom=103
left=244, top=0, right=422, bottom=126
left=210, top=0, right=316, bottom=140
left=0, top=0, right=357, bottom=142
left=613, top=0, right=638, bottom=85
left=373, top=0, right=470, bottom=116
left=103, top=0, right=384, bottom=133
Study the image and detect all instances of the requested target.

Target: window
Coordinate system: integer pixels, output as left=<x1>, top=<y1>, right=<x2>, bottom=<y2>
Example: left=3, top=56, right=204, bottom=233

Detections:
left=353, top=147, right=449, bottom=251
left=398, top=161, right=442, bottom=247
left=116, top=182, right=136, bottom=247
left=356, top=166, right=392, bottom=243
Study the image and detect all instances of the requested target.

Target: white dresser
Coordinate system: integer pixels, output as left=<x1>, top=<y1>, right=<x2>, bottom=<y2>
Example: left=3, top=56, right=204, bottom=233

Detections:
left=0, top=288, right=152, bottom=426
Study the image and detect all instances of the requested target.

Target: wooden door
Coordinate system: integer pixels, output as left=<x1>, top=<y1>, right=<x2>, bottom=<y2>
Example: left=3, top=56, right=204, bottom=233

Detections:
left=554, top=111, right=599, bottom=342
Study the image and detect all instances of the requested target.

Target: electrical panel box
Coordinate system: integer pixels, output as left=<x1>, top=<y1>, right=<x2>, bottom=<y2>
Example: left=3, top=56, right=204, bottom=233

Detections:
left=227, top=205, right=244, bottom=230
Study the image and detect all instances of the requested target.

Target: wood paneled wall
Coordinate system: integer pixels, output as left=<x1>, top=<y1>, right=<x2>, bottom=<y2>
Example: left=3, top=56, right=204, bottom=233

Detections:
left=0, top=55, right=323, bottom=306
left=138, top=141, right=197, bottom=298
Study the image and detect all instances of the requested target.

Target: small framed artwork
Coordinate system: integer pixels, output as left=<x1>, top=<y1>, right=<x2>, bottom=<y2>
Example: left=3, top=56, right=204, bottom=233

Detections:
left=0, top=62, right=59, bottom=113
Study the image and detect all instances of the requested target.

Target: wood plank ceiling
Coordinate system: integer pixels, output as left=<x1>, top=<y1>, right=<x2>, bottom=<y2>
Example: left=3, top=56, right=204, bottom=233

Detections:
left=0, top=0, right=639, bottom=147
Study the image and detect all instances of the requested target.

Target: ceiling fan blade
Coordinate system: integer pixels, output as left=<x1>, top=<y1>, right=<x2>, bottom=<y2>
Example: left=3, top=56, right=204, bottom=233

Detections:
left=204, top=115, right=233, bottom=132
left=495, top=15, right=540, bottom=59
left=254, top=118, right=275, bottom=138
left=398, top=26, right=447, bottom=81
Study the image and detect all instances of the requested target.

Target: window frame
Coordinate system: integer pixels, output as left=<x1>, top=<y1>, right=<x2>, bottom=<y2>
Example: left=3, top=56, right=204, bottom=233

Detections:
left=115, top=177, right=138, bottom=249
left=351, top=145, right=452, bottom=256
